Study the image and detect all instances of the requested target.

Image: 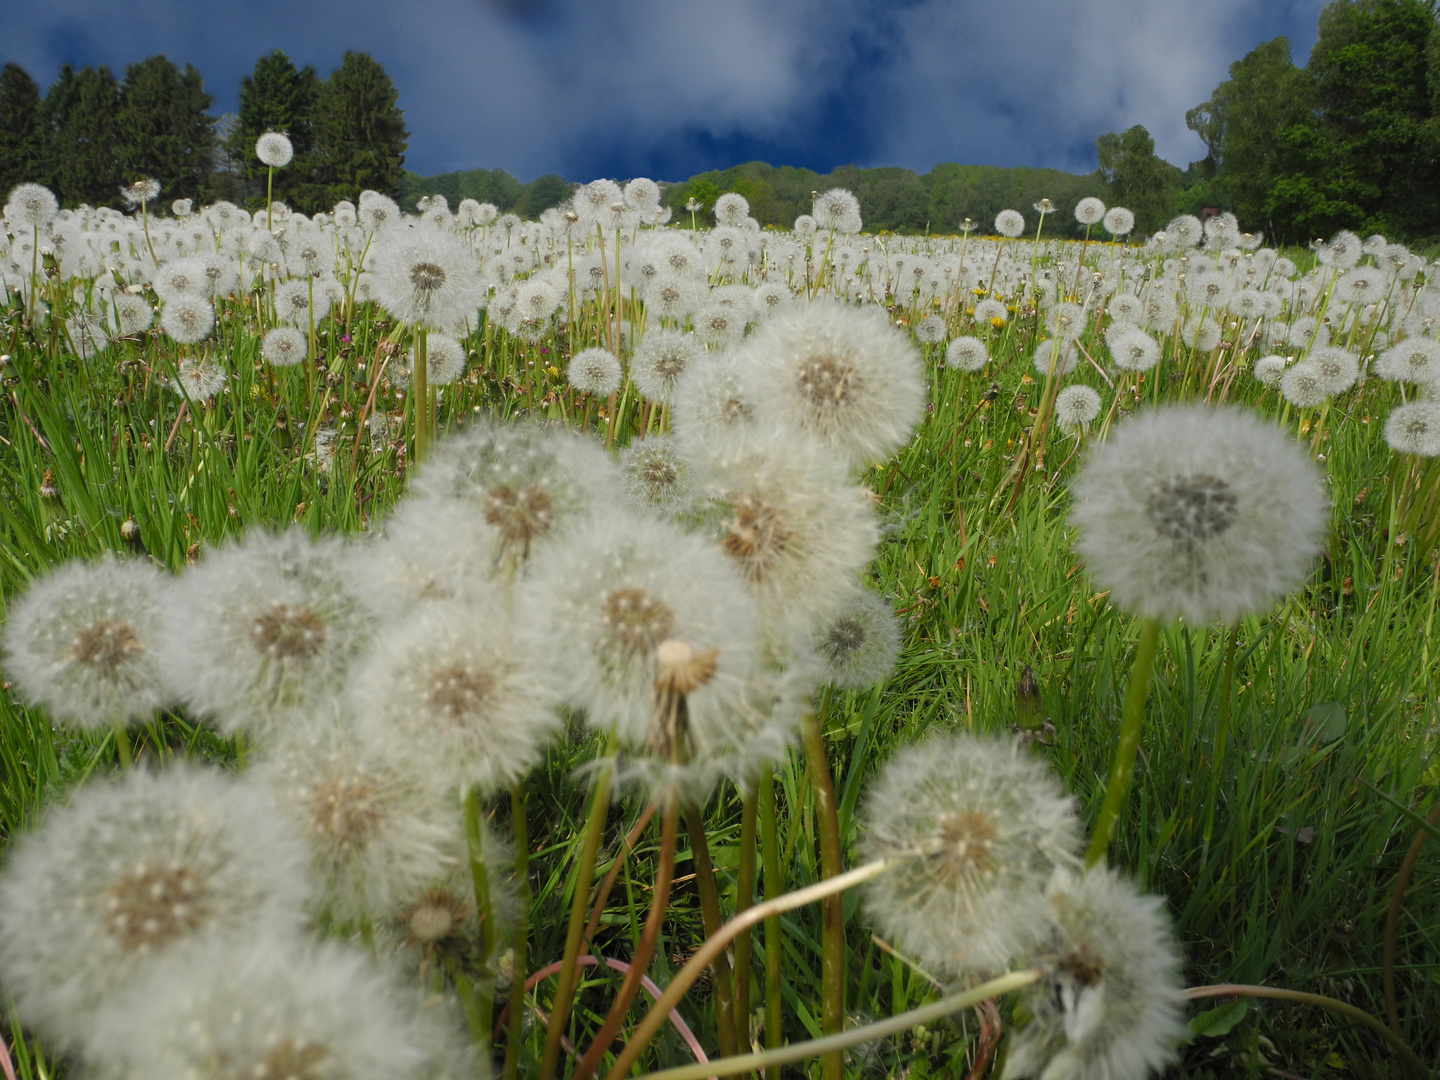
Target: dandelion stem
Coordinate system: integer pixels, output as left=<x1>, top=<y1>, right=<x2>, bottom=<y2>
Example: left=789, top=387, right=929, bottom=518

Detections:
left=800, top=703, right=845, bottom=1080
left=600, top=860, right=892, bottom=1080
left=503, top=781, right=529, bottom=1080
left=1086, top=616, right=1162, bottom=866
left=463, top=786, right=496, bottom=1050
left=112, top=724, right=132, bottom=770
left=758, top=767, right=783, bottom=1080
left=1201, top=623, right=1240, bottom=861
left=413, top=327, right=430, bottom=463
left=627, top=970, right=1041, bottom=1080
left=538, top=753, right=615, bottom=1080
left=732, top=778, right=759, bottom=1048
left=684, top=802, right=738, bottom=1057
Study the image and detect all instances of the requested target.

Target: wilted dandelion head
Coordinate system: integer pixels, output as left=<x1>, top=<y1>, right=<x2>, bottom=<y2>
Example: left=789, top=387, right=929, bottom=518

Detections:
left=0, top=766, right=310, bottom=1048
left=1384, top=401, right=1440, bottom=457
left=1070, top=404, right=1328, bottom=625
left=256, top=131, right=295, bottom=168
left=2, top=558, right=171, bottom=729
left=569, top=347, right=623, bottom=397
left=861, top=734, right=1081, bottom=976
left=1003, top=865, right=1187, bottom=1080
left=1054, top=385, right=1102, bottom=430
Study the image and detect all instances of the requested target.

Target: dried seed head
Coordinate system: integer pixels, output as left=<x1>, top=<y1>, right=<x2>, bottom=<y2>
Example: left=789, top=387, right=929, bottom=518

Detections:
left=103, top=861, right=211, bottom=952
left=250, top=603, right=328, bottom=660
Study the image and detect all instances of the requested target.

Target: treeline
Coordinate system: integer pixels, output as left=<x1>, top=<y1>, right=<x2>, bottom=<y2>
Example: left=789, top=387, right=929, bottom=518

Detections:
left=0, top=50, right=407, bottom=214
left=1185, top=0, right=1440, bottom=242
left=396, top=168, right=573, bottom=219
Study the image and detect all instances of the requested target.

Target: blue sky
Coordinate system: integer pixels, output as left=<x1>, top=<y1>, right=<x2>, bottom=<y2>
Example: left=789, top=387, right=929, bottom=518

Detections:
left=2, top=0, right=1326, bottom=181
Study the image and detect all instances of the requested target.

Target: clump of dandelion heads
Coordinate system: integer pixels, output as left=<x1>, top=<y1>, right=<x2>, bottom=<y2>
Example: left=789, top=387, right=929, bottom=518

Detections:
left=353, top=597, right=560, bottom=795
left=159, top=295, right=214, bottom=343
left=813, top=188, right=862, bottom=233
left=1384, top=401, right=1440, bottom=457
left=371, top=223, right=483, bottom=330
left=806, top=585, right=901, bottom=690
left=1069, top=405, right=1328, bottom=625
left=1003, top=865, right=1187, bottom=1080
left=631, top=328, right=699, bottom=403
left=0, top=765, right=311, bottom=1048
left=254, top=720, right=461, bottom=924
left=1279, top=360, right=1329, bottom=408
left=995, top=208, right=1025, bottom=238
left=1253, top=354, right=1288, bottom=388
left=1376, top=336, right=1440, bottom=385
left=7, top=183, right=59, bottom=228
left=860, top=734, right=1081, bottom=977
left=1074, top=197, right=1106, bottom=226
left=743, top=299, right=925, bottom=473
left=621, top=435, right=694, bottom=515
left=256, top=131, right=295, bottom=168
left=161, top=528, right=375, bottom=739
left=1055, top=385, right=1103, bottom=430
left=410, top=419, right=623, bottom=569
left=1106, top=325, right=1160, bottom=372
left=2, top=558, right=171, bottom=729
left=91, top=935, right=464, bottom=1080
left=946, top=335, right=989, bottom=371
left=516, top=511, right=770, bottom=790
left=261, top=325, right=308, bottom=367
left=1102, top=206, right=1134, bottom=236
left=569, top=347, right=623, bottom=397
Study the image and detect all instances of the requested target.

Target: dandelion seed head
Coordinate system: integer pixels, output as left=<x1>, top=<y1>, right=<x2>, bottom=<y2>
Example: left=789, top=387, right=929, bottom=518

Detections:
left=945, top=335, right=989, bottom=371
left=568, top=347, right=623, bottom=397
left=1384, top=401, right=1440, bottom=457
left=256, top=131, right=295, bottom=168
left=995, top=209, right=1025, bottom=238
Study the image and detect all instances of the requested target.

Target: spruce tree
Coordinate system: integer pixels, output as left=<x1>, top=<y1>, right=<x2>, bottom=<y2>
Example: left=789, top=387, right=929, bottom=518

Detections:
left=116, top=56, right=216, bottom=204
left=47, top=66, right=122, bottom=207
left=0, top=64, right=46, bottom=193
left=229, top=51, right=321, bottom=208
left=312, top=52, right=408, bottom=208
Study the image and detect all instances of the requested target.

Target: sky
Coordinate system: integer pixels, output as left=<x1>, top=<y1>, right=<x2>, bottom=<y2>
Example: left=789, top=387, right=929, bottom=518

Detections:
left=1, top=0, right=1327, bottom=182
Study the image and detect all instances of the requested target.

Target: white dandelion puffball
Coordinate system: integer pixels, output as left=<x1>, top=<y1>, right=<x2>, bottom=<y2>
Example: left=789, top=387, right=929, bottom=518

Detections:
left=1054, top=384, right=1102, bottom=430
left=371, top=222, right=484, bottom=330
left=413, top=333, right=467, bottom=387
left=1103, top=206, right=1135, bottom=236
left=631, top=329, right=699, bottom=403
left=1107, top=326, right=1160, bottom=372
left=170, top=357, right=227, bottom=400
left=1003, top=864, right=1187, bottom=1080
left=621, top=435, right=693, bottom=514
left=160, top=296, right=214, bottom=344
left=946, top=335, right=989, bottom=371
left=569, top=347, right=623, bottom=397
left=256, top=131, right=295, bottom=168
left=1376, top=337, right=1440, bottom=385
left=1384, top=401, right=1440, bottom=457
left=744, top=298, right=926, bottom=472
left=807, top=585, right=901, bottom=690
left=0, top=766, right=311, bottom=1049
left=261, top=326, right=308, bottom=367
left=861, top=734, right=1081, bottom=977
left=913, top=313, right=947, bottom=344
left=1252, top=354, right=1288, bottom=388
left=1069, top=405, right=1329, bottom=625
left=812, top=188, right=862, bottom=234
left=7, top=182, right=59, bottom=228
left=1279, top=360, right=1330, bottom=409
left=1074, top=197, right=1106, bottom=226
left=995, top=208, right=1026, bottom=238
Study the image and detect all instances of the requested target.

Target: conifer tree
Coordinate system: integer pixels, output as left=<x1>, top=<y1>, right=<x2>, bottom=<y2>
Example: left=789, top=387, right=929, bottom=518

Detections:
left=46, top=66, right=122, bottom=207
left=0, top=64, right=46, bottom=192
left=229, top=51, right=321, bottom=208
left=312, top=52, right=407, bottom=207
left=116, top=56, right=215, bottom=203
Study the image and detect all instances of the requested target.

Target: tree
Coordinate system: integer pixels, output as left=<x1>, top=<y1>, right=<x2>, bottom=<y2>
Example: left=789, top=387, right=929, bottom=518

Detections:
left=115, top=56, right=215, bottom=204
left=229, top=51, right=321, bottom=208
left=0, top=64, right=46, bottom=193
left=46, top=66, right=122, bottom=207
left=1093, top=126, right=1184, bottom=235
left=312, top=52, right=407, bottom=208
left=520, top=174, right=571, bottom=218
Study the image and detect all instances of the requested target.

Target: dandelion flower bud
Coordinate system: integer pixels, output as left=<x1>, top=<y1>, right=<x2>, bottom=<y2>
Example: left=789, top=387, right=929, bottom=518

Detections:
left=946, top=335, right=989, bottom=371
left=569, top=346, right=623, bottom=397
left=1384, top=401, right=1440, bottom=457
left=861, top=734, right=1081, bottom=976
left=1003, top=865, right=1187, bottom=1080
left=1054, top=384, right=1102, bottom=430
left=0, top=766, right=311, bottom=1048
left=2, top=558, right=172, bottom=729
left=256, top=130, right=294, bottom=168
left=1069, top=404, right=1328, bottom=625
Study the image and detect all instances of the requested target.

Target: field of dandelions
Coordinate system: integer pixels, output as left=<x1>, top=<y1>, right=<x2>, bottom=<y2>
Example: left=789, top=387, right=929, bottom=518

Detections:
left=0, top=153, right=1437, bottom=1080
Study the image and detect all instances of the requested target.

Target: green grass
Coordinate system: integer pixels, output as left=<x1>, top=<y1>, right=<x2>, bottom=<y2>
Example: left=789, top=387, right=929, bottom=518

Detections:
left=0, top=241, right=1437, bottom=1080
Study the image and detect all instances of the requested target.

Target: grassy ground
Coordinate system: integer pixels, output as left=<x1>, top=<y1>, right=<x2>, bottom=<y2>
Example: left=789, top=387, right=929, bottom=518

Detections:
left=0, top=244, right=1437, bottom=1079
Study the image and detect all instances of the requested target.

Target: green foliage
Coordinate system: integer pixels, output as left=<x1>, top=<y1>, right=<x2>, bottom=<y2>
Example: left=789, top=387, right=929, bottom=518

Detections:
left=0, top=65, right=45, bottom=195
left=395, top=168, right=571, bottom=218
left=311, top=52, right=408, bottom=208
left=44, top=65, right=122, bottom=208
left=228, top=50, right=322, bottom=208
left=115, top=56, right=216, bottom=204
left=1093, top=125, right=1185, bottom=234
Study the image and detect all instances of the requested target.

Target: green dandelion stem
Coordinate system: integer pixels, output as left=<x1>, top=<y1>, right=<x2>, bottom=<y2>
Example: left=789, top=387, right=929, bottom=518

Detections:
left=1202, top=624, right=1240, bottom=858
left=413, top=327, right=430, bottom=464
left=503, top=780, right=529, bottom=1080
left=628, top=970, right=1042, bottom=1080
left=731, top=778, right=759, bottom=1049
left=1086, top=616, right=1162, bottom=866
left=684, top=801, right=738, bottom=1058
left=801, top=703, right=846, bottom=1080
left=537, top=752, right=616, bottom=1080
left=463, top=786, right=495, bottom=1050
left=112, top=724, right=132, bottom=770
left=600, top=859, right=893, bottom=1080
left=758, top=768, right=783, bottom=1080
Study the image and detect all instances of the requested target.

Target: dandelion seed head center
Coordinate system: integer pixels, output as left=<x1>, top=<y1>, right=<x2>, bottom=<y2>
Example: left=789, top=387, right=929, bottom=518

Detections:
left=482, top=484, right=553, bottom=543
left=722, top=497, right=791, bottom=580
left=795, top=353, right=860, bottom=408
left=409, top=901, right=456, bottom=943
left=719, top=396, right=752, bottom=424
left=653, top=352, right=686, bottom=378
left=638, top=456, right=678, bottom=495
left=246, top=1037, right=331, bottom=1080
left=822, top=617, right=866, bottom=659
left=921, top=811, right=997, bottom=882
left=1145, top=474, right=1238, bottom=544
left=250, top=604, right=328, bottom=660
left=426, top=663, right=495, bottom=720
left=103, top=860, right=211, bottom=951
left=310, top=776, right=383, bottom=849
left=408, top=261, right=447, bottom=296
left=70, top=619, right=144, bottom=672
left=602, top=587, right=675, bottom=655
left=1058, top=944, right=1107, bottom=988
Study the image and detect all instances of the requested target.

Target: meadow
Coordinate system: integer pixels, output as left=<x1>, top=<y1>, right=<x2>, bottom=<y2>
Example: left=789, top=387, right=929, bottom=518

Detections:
left=0, top=171, right=1436, bottom=1080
